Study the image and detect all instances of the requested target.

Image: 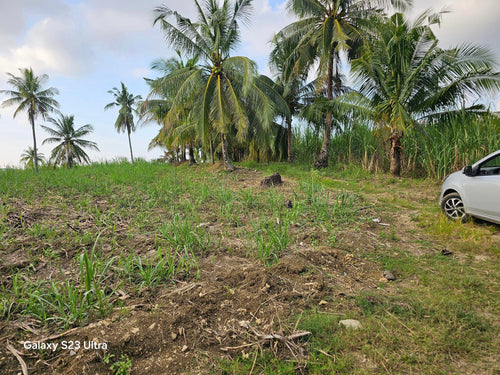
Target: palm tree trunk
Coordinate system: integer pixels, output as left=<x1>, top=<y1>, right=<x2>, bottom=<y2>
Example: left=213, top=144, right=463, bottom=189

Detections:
left=188, top=143, right=196, bottom=165
left=209, top=135, right=214, bottom=164
left=127, top=128, right=134, bottom=163
left=221, top=133, right=234, bottom=171
left=66, top=143, right=71, bottom=169
left=314, top=50, right=335, bottom=169
left=389, top=128, right=402, bottom=176
left=29, top=113, right=39, bottom=173
left=286, top=115, right=293, bottom=163
left=180, top=145, right=187, bottom=163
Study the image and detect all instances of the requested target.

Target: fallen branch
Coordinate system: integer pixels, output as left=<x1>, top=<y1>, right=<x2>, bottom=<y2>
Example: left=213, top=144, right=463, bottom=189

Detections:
left=221, top=342, right=257, bottom=352
left=6, top=341, right=28, bottom=375
left=237, top=321, right=312, bottom=359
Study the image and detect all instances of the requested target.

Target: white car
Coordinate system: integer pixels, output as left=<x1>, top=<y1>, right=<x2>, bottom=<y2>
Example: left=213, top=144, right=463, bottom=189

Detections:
left=440, top=150, right=500, bottom=224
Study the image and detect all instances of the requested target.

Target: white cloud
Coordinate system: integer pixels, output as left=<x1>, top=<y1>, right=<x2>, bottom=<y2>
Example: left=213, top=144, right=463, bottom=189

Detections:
left=0, top=3, right=95, bottom=77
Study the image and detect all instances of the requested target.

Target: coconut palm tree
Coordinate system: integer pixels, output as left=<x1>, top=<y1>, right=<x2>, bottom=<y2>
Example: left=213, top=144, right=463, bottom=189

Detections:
left=152, top=0, right=288, bottom=171
left=342, top=11, right=500, bottom=175
left=1, top=68, right=59, bottom=172
left=143, top=51, right=200, bottom=164
left=275, top=0, right=410, bottom=168
left=20, top=147, right=46, bottom=169
left=41, top=114, right=99, bottom=169
left=104, top=83, right=142, bottom=163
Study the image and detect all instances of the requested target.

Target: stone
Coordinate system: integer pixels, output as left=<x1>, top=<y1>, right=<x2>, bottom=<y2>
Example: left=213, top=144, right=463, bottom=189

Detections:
left=383, top=270, right=396, bottom=281
left=440, top=249, right=453, bottom=256
left=339, top=319, right=362, bottom=329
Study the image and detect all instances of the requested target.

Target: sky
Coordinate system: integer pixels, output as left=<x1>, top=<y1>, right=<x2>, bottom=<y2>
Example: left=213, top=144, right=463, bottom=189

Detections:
left=0, top=0, right=499, bottom=168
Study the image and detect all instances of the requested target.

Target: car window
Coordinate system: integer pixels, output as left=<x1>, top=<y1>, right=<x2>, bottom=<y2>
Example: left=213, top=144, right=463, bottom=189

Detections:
left=479, top=155, right=500, bottom=175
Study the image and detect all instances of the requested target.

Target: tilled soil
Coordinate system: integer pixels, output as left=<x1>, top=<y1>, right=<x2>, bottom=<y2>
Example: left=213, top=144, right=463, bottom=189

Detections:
left=2, top=167, right=496, bottom=374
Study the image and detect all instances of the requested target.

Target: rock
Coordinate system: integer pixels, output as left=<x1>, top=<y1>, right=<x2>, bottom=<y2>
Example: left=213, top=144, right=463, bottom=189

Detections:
left=131, top=327, right=140, bottom=334
left=339, top=319, right=362, bottom=329
left=440, top=249, right=453, bottom=256
left=284, top=199, right=293, bottom=208
left=383, top=270, right=396, bottom=281
left=181, top=345, right=189, bottom=352
left=260, top=173, right=283, bottom=187
left=379, top=277, right=389, bottom=283
left=318, top=300, right=328, bottom=306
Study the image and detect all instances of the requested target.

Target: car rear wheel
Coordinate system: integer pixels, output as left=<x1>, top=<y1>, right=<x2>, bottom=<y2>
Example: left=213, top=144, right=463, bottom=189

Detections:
left=441, top=192, right=468, bottom=222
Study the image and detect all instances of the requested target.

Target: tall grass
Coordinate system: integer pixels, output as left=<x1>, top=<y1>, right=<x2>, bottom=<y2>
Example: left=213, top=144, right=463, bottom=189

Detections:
left=292, top=114, right=499, bottom=179
left=403, top=114, right=500, bottom=180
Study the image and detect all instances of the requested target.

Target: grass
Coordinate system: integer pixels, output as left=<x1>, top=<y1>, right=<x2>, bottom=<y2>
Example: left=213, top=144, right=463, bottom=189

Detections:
left=0, top=160, right=498, bottom=374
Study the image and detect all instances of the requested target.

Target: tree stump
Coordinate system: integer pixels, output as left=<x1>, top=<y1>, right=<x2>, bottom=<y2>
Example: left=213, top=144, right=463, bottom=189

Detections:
left=260, top=173, right=283, bottom=187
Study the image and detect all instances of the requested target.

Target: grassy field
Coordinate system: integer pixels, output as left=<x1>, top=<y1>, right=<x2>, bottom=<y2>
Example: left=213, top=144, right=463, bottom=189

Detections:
left=0, top=161, right=498, bottom=374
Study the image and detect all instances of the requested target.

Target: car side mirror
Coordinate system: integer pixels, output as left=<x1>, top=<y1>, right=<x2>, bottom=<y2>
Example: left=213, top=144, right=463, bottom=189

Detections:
left=463, top=165, right=476, bottom=177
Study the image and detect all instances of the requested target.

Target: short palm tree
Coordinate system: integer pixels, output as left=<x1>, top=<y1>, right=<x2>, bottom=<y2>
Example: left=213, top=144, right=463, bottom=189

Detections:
left=344, top=11, right=500, bottom=175
left=20, top=147, right=46, bottom=169
left=1, top=68, right=59, bottom=172
left=275, top=0, right=410, bottom=168
left=104, top=83, right=142, bottom=163
left=153, top=0, right=288, bottom=170
left=41, top=114, right=99, bottom=169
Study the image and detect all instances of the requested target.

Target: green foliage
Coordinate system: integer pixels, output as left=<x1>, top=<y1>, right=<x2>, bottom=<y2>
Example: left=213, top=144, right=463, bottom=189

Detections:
left=0, top=236, right=116, bottom=329
left=341, top=10, right=500, bottom=175
left=160, top=213, right=212, bottom=253
left=104, top=354, right=132, bottom=375
left=403, top=114, right=500, bottom=180
left=248, top=217, right=290, bottom=265
left=150, top=0, right=289, bottom=169
left=118, top=247, right=197, bottom=294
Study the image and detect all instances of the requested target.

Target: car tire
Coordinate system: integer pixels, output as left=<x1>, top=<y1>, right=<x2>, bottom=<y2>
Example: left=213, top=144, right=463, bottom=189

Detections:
left=441, top=192, right=468, bottom=222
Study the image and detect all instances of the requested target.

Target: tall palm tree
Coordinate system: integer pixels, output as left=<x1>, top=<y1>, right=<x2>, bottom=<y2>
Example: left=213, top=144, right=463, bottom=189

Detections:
left=153, top=0, right=288, bottom=171
left=20, top=147, right=46, bottom=169
left=104, top=83, right=142, bottom=163
left=342, top=11, right=500, bottom=175
left=275, top=0, right=410, bottom=168
left=1, top=68, right=59, bottom=172
left=41, top=114, right=99, bottom=169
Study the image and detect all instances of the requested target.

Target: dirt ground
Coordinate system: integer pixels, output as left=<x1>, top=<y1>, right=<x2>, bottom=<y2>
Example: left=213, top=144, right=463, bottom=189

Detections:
left=0, top=167, right=497, bottom=374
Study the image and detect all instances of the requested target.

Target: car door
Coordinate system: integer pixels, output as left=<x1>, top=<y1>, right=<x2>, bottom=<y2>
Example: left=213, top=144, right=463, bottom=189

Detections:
left=463, top=154, right=500, bottom=222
